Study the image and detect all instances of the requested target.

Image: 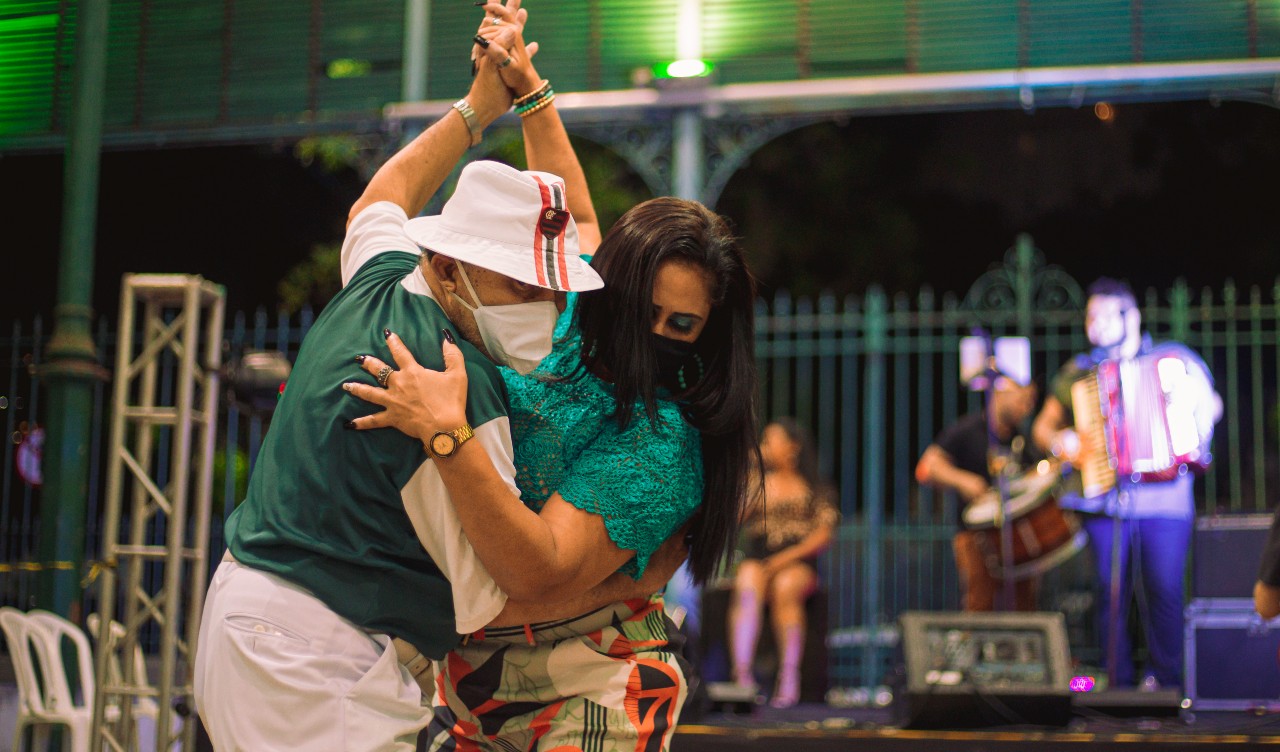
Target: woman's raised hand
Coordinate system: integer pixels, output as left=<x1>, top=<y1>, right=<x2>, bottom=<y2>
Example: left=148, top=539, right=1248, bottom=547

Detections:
left=345, top=330, right=471, bottom=442
left=474, top=0, right=542, bottom=96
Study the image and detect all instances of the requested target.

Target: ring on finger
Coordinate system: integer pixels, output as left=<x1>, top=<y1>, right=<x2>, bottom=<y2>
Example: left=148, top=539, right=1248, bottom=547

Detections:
left=376, top=365, right=393, bottom=388
left=498, top=55, right=514, bottom=68
left=490, top=16, right=502, bottom=25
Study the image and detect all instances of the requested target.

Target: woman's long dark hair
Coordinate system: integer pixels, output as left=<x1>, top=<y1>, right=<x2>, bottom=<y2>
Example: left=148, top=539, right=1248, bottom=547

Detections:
left=576, top=197, right=760, bottom=586
left=768, top=417, right=819, bottom=489
left=767, top=416, right=837, bottom=508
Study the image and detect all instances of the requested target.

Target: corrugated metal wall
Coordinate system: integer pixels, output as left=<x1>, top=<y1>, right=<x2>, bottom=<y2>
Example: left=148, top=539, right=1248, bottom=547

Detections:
left=2, top=1, right=1277, bottom=147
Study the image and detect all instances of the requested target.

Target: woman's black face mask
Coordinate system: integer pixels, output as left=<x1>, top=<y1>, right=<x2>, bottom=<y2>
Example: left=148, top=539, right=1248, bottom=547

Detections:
left=650, top=333, right=701, bottom=392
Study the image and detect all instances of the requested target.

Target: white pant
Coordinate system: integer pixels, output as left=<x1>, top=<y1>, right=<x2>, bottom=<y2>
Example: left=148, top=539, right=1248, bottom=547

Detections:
left=194, top=560, right=431, bottom=751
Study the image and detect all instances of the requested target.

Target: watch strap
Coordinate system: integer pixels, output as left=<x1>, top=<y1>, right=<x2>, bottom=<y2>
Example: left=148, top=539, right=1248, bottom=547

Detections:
left=451, top=423, right=475, bottom=448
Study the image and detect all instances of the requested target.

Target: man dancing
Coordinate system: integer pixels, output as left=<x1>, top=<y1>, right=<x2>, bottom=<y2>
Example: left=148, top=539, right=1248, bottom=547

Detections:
left=1032, top=277, right=1220, bottom=690
left=194, top=4, right=679, bottom=749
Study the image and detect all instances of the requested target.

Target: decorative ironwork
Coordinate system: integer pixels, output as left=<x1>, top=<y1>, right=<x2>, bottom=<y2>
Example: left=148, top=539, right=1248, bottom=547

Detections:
left=574, top=112, right=830, bottom=208
left=961, top=234, right=1084, bottom=318
left=570, top=121, right=674, bottom=198
left=701, top=114, right=828, bottom=207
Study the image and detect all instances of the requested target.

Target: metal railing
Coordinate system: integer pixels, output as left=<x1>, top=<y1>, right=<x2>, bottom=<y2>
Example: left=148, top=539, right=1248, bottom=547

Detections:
left=2, top=235, right=1277, bottom=694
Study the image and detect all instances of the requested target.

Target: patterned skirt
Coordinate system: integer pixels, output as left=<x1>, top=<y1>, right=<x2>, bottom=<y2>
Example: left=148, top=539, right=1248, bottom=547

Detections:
left=422, top=594, right=687, bottom=752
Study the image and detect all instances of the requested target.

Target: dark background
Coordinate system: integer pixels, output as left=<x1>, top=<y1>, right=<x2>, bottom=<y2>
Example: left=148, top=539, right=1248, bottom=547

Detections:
left=2, top=97, right=1278, bottom=325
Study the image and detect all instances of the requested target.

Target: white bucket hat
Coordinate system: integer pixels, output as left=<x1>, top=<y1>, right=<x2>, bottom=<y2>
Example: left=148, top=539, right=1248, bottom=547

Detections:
left=404, top=161, right=603, bottom=292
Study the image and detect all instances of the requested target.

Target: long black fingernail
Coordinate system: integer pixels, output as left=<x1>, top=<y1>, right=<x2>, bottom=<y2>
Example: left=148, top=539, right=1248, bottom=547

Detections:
left=473, top=34, right=490, bottom=49
left=355, top=354, right=367, bottom=364
left=383, top=328, right=392, bottom=339
left=343, top=420, right=357, bottom=430
left=471, top=61, right=477, bottom=77
left=442, top=328, right=456, bottom=344
left=473, top=1, right=486, bottom=5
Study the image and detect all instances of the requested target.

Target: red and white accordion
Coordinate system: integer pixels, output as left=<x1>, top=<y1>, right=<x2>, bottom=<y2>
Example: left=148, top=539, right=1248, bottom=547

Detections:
left=1070, top=346, right=1215, bottom=498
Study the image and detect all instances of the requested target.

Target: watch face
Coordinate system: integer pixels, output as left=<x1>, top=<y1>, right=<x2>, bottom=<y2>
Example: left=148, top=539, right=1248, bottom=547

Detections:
left=431, top=433, right=455, bottom=457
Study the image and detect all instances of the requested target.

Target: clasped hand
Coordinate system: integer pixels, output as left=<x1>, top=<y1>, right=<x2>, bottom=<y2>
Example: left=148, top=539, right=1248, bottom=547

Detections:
left=345, top=331, right=470, bottom=443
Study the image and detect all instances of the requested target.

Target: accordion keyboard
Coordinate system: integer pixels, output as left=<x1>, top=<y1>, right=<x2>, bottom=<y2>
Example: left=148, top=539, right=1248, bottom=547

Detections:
left=1070, top=374, right=1116, bottom=497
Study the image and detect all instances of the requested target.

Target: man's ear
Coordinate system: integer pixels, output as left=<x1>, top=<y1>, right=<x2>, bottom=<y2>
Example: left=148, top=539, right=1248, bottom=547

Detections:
left=429, top=254, right=460, bottom=294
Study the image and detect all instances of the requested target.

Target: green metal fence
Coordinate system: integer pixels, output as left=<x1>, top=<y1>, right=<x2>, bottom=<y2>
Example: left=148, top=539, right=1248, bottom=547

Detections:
left=2, top=235, right=1278, bottom=691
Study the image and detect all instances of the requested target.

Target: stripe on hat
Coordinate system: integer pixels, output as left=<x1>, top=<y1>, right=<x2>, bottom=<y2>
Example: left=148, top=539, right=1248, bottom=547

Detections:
left=531, top=176, right=566, bottom=291
left=532, top=178, right=550, bottom=288
left=551, top=182, right=570, bottom=285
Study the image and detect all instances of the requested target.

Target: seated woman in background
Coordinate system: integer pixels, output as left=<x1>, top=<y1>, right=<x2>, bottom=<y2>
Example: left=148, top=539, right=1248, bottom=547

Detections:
left=728, top=417, right=840, bottom=708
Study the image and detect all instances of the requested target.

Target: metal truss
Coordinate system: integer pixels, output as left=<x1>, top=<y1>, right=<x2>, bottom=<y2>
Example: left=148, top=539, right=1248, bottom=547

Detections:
left=91, top=275, right=225, bottom=752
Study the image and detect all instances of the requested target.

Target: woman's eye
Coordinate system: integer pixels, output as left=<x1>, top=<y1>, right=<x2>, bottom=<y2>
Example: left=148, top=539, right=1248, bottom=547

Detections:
left=668, top=315, right=695, bottom=333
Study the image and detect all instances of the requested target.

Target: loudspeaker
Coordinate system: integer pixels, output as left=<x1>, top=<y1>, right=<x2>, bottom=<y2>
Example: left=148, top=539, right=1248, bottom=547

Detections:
left=1193, top=513, right=1272, bottom=599
left=895, top=611, right=1073, bottom=729
left=1185, top=599, right=1280, bottom=711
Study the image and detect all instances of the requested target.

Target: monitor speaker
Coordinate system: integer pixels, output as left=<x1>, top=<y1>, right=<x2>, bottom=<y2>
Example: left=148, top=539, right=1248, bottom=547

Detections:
left=1193, top=513, right=1272, bottom=599
left=895, top=611, right=1074, bottom=729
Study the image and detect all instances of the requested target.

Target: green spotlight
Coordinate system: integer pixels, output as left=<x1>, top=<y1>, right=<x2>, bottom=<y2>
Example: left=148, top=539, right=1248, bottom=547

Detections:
left=657, top=59, right=713, bottom=79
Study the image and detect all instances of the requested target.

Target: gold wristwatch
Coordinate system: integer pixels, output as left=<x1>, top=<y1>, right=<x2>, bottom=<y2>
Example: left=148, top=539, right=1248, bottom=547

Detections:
left=428, top=423, right=475, bottom=458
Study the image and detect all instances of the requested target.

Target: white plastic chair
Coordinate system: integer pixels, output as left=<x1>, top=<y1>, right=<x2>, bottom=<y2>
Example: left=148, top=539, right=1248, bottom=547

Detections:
left=23, top=609, right=96, bottom=752
left=1, top=606, right=83, bottom=751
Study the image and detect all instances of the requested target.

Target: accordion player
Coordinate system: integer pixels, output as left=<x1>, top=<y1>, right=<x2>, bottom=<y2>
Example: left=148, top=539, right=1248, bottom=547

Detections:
left=1062, top=341, right=1218, bottom=510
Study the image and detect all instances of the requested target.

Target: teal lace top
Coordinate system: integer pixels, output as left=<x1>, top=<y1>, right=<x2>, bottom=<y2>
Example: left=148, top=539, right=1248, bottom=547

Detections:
left=501, top=293, right=704, bottom=579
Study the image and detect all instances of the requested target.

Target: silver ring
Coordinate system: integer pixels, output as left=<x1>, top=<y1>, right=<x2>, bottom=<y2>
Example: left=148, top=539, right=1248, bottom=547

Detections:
left=490, top=16, right=502, bottom=25
left=498, top=55, right=514, bottom=69
left=376, top=365, right=393, bottom=388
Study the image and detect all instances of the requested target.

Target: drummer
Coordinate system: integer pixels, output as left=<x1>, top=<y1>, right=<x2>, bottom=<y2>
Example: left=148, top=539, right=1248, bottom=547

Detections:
left=915, top=376, right=1043, bottom=611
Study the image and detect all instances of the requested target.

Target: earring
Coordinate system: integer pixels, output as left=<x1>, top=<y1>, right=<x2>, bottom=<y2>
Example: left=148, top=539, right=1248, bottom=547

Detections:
left=677, top=353, right=705, bottom=391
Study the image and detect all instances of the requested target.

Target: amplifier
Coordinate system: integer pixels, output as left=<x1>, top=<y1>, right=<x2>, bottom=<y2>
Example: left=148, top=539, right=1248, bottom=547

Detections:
left=1193, top=513, right=1272, bottom=599
left=895, top=611, right=1073, bottom=728
left=1184, top=599, right=1280, bottom=711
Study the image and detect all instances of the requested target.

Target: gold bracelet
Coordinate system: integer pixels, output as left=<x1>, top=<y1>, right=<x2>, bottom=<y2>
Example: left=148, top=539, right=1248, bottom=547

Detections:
left=517, top=93, right=555, bottom=118
left=515, top=89, right=554, bottom=115
left=513, top=80, right=551, bottom=107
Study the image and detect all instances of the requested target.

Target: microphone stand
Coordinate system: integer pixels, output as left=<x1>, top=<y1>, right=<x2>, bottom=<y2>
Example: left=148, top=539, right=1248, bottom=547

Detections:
left=982, top=356, right=1017, bottom=612
left=1106, top=490, right=1125, bottom=689
left=1101, top=359, right=1128, bottom=690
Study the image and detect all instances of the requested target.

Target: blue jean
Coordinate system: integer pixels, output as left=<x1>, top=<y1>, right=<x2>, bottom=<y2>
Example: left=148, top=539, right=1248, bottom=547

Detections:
left=1083, top=515, right=1192, bottom=688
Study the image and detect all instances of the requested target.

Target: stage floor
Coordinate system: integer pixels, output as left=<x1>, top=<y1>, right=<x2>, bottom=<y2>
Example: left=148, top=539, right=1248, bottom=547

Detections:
left=673, top=702, right=1280, bottom=751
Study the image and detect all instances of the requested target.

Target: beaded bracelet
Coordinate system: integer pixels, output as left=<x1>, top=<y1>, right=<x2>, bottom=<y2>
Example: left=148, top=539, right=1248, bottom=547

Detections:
left=517, top=92, right=555, bottom=118
left=513, top=80, right=551, bottom=107
left=515, top=88, right=554, bottom=115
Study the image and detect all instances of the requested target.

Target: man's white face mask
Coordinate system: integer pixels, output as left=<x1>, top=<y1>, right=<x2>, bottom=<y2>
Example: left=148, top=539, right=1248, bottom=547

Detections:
left=452, top=264, right=558, bottom=375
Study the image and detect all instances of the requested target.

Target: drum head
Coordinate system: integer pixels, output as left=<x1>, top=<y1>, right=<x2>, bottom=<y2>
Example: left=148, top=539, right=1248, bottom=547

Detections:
left=962, top=494, right=999, bottom=528
left=961, top=465, right=1060, bottom=527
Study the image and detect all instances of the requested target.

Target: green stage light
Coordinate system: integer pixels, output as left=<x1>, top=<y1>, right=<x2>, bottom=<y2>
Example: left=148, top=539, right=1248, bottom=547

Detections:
left=657, top=59, right=713, bottom=79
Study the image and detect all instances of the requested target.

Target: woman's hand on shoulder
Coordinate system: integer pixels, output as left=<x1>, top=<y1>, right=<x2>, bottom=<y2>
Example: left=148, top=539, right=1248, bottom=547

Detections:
left=344, top=330, right=470, bottom=442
